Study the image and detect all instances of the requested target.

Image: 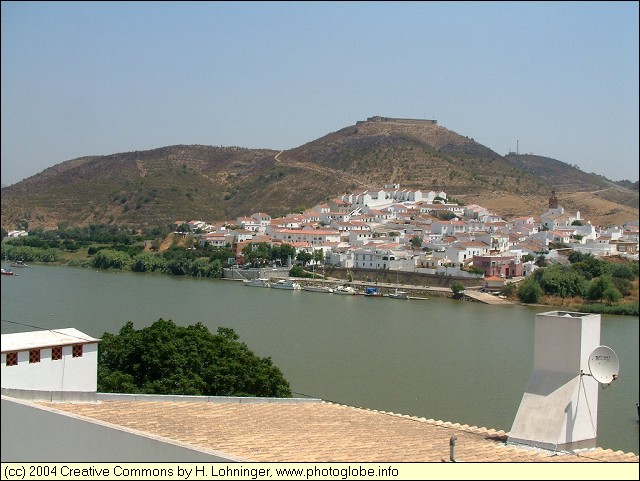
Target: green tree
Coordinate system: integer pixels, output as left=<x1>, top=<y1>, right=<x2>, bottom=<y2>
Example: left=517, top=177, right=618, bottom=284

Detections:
left=609, top=263, right=635, bottom=281
left=602, top=287, right=622, bottom=305
left=131, top=253, right=167, bottom=273
left=450, top=281, right=465, bottom=299
left=567, top=251, right=586, bottom=264
left=242, top=242, right=273, bottom=266
left=587, top=275, right=617, bottom=302
left=500, top=282, right=517, bottom=297
left=410, top=236, right=423, bottom=249
left=296, top=251, right=312, bottom=266
left=571, top=255, right=608, bottom=280
left=92, top=249, right=132, bottom=270
left=271, top=243, right=295, bottom=266
left=535, top=265, right=587, bottom=298
left=517, top=277, right=543, bottom=303
left=289, top=265, right=312, bottom=278
left=312, top=249, right=325, bottom=267
left=98, top=319, right=291, bottom=397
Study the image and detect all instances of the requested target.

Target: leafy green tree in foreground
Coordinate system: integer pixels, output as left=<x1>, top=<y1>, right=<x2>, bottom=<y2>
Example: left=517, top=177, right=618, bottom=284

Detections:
left=98, top=319, right=291, bottom=398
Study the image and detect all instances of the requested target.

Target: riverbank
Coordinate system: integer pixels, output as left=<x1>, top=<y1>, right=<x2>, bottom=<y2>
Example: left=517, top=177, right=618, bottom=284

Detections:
left=2, top=238, right=637, bottom=315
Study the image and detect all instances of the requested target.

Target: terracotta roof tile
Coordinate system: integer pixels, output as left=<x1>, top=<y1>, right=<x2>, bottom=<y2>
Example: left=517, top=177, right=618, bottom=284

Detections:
left=36, top=399, right=638, bottom=463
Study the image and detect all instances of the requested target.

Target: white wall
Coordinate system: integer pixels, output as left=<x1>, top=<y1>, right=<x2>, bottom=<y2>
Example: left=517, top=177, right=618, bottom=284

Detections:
left=1, top=343, right=98, bottom=392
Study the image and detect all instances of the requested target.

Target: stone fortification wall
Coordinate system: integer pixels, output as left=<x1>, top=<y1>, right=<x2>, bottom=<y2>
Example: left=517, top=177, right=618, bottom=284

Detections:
left=365, top=116, right=437, bottom=125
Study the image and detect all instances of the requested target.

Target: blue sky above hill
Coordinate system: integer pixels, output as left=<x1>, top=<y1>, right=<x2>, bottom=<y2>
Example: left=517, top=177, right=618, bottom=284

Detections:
left=1, top=1, right=638, bottom=186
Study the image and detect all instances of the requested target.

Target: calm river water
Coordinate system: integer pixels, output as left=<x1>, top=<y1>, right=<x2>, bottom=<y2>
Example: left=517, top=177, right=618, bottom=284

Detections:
left=1, top=265, right=638, bottom=454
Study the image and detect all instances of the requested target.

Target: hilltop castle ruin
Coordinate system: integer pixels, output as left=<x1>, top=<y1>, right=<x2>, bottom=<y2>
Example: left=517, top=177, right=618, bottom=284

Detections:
left=359, top=116, right=437, bottom=126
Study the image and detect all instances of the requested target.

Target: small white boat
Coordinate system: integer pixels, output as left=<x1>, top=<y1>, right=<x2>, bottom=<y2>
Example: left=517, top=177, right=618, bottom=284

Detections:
left=271, top=279, right=301, bottom=290
left=333, top=285, right=358, bottom=295
left=303, top=284, right=333, bottom=293
left=2, top=254, right=15, bottom=275
left=10, top=259, right=28, bottom=267
left=387, top=290, right=409, bottom=300
left=243, top=278, right=271, bottom=288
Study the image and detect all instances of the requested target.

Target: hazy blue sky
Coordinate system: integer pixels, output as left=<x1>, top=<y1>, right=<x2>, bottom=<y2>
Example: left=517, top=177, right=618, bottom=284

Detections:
left=1, top=1, right=638, bottom=186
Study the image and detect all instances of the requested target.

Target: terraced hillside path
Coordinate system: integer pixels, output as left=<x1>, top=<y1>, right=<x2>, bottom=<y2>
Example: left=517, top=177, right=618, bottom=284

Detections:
left=274, top=150, right=370, bottom=189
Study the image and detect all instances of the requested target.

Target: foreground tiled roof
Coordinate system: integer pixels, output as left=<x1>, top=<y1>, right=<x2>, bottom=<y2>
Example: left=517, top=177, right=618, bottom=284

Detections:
left=37, top=399, right=639, bottom=463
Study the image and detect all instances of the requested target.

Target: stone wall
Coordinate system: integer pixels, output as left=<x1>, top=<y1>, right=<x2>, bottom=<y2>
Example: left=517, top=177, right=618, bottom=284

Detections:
left=366, top=116, right=437, bottom=125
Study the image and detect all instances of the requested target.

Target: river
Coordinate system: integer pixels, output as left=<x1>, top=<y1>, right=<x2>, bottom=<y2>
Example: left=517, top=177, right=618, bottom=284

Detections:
left=1, top=265, right=638, bottom=454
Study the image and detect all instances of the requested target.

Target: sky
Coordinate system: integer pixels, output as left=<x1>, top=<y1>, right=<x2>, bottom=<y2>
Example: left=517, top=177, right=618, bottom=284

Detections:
left=1, top=1, right=638, bottom=186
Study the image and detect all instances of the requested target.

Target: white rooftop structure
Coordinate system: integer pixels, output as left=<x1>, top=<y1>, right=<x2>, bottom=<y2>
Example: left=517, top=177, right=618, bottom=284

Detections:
left=508, top=311, right=606, bottom=452
left=1, top=328, right=99, bottom=353
left=2, top=328, right=100, bottom=397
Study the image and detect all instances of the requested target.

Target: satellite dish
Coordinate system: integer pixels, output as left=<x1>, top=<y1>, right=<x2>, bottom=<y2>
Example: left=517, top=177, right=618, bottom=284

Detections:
left=588, top=346, right=620, bottom=384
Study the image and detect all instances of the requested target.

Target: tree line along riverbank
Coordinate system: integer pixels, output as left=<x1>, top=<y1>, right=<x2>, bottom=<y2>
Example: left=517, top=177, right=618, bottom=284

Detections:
left=1, top=227, right=638, bottom=316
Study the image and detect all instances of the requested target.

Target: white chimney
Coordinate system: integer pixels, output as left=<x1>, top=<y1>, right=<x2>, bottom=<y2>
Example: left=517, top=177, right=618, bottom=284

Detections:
left=507, top=311, right=602, bottom=452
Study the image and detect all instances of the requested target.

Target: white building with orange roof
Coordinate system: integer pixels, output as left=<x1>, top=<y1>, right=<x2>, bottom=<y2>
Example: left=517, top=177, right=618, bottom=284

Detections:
left=231, top=229, right=254, bottom=243
left=198, top=232, right=230, bottom=248
left=463, top=204, right=491, bottom=219
left=236, top=216, right=261, bottom=231
left=330, top=220, right=371, bottom=235
left=268, top=216, right=303, bottom=230
left=509, top=223, right=539, bottom=237
left=530, top=230, right=569, bottom=246
left=300, top=210, right=322, bottom=223
left=475, top=232, right=511, bottom=253
left=508, top=215, right=536, bottom=228
left=320, top=211, right=352, bottom=224
left=362, top=207, right=393, bottom=222
left=431, top=220, right=468, bottom=236
left=349, top=212, right=377, bottom=224
left=444, top=240, right=491, bottom=266
left=309, top=202, right=330, bottom=214
left=250, top=212, right=272, bottom=232
left=328, top=198, right=353, bottom=213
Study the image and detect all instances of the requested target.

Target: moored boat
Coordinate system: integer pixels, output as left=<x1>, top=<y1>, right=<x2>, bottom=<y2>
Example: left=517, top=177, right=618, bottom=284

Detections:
left=10, top=259, right=28, bottom=267
left=2, top=254, right=15, bottom=275
left=333, top=285, right=358, bottom=295
left=363, top=286, right=383, bottom=297
left=303, top=284, right=334, bottom=293
left=243, top=278, right=271, bottom=288
left=271, top=279, right=301, bottom=290
left=387, top=290, right=409, bottom=300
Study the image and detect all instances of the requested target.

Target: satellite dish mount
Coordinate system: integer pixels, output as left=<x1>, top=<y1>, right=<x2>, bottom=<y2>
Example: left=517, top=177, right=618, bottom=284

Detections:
left=581, top=345, right=620, bottom=388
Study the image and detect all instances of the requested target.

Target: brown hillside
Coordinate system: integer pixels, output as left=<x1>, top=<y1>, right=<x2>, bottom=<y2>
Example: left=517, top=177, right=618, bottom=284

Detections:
left=1, top=117, right=638, bottom=230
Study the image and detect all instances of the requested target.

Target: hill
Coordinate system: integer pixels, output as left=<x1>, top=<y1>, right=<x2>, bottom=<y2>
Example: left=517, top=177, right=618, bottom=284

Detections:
left=1, top=117, right=638, bottom=230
